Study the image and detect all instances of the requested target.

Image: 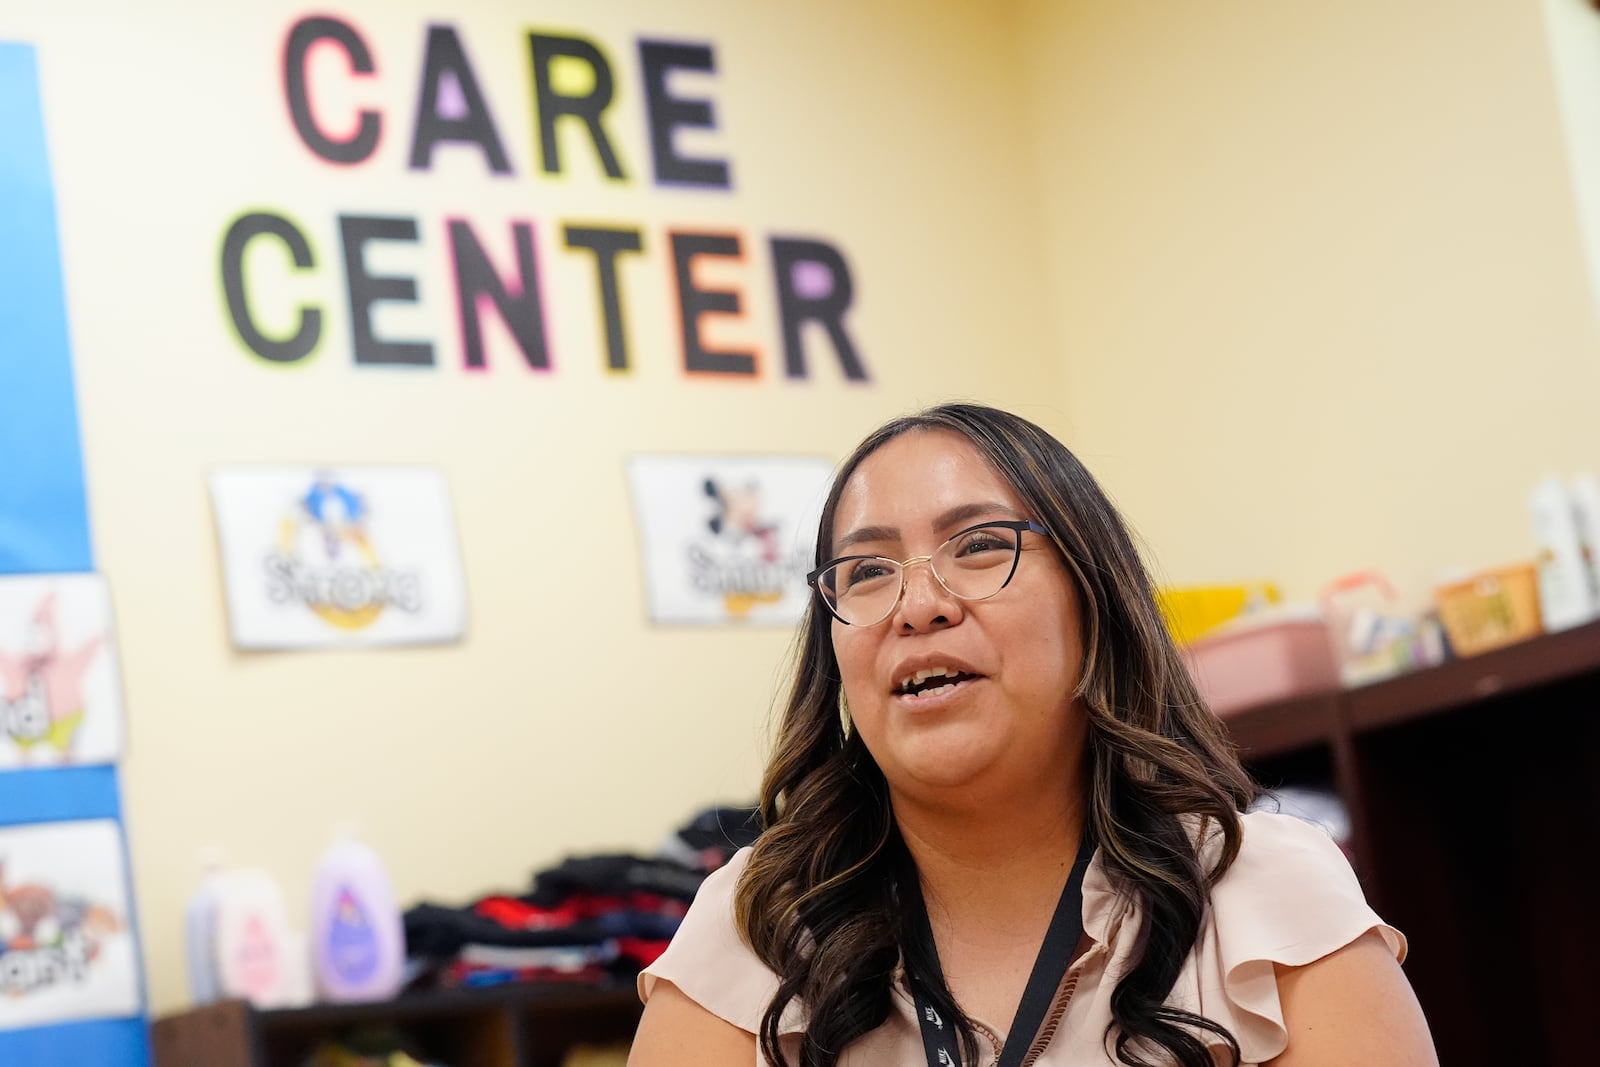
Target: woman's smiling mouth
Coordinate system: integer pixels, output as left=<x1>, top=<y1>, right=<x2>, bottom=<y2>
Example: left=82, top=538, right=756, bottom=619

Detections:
left=894, top=665, right=982, bottom=703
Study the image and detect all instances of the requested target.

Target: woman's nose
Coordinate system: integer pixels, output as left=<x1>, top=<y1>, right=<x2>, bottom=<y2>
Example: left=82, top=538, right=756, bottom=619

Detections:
left=894, top=559, right=963, bottom=632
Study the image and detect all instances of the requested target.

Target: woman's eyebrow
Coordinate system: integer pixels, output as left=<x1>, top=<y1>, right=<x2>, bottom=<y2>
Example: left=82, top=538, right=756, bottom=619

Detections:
left=833, top=501, right=1019, bottom=554
left=932, top=500, right=1019, bottom=531
left=833, top=523, right=897, bottom=554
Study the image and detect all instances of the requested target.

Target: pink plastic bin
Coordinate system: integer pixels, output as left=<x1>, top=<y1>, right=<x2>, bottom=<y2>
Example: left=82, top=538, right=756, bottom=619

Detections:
left=1181, top=613, right=1340, bottom=717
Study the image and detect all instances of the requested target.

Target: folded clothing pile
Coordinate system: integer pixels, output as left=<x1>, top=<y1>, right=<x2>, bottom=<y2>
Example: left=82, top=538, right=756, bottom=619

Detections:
left=403, top=805, right=761, bottom=990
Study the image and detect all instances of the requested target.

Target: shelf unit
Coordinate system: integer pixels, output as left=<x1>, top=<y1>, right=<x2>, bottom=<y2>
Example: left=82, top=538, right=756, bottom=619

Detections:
left=1224, top=618, right=1600, bottom=1067
left=151, top=983, right=641, bottom=1067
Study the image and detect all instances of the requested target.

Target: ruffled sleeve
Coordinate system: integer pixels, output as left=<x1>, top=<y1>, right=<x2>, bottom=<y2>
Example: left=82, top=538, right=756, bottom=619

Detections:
left=1175, top=810, right=1406, bottom=1064
left=638, top=847, right=804, bottom=1037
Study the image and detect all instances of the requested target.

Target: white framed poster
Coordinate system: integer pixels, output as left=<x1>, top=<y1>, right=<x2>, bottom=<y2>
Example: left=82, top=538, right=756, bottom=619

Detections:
left=0, top=820, right=142, bottom=1031
left=0, top=574, right=122, bottom=770
left=627, top=454, right=834, bottom=625
left=208, top=466, right=467, bottom=650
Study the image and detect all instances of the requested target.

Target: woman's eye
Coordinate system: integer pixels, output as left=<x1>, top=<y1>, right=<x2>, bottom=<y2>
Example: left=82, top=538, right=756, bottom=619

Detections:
left=957, top=534, right=1006, bottom=555
left=850, top=561, right=892, bottom=581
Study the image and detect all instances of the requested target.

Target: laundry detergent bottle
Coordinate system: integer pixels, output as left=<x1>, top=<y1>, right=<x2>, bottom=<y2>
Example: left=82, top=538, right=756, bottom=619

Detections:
left=183, top=851, right=226, bottom=1005
left=309, top=833, right=404, bottom=1002
left=212, top=869, right=298, bottom=1008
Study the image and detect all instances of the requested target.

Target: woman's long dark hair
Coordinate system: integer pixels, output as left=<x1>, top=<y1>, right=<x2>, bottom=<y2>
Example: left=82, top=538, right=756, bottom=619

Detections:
left=734, top=404, right=1261, bottom=1067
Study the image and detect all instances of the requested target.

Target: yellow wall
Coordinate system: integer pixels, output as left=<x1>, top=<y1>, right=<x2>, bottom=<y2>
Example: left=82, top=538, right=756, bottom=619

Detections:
left=1019, top=0, right=1600, bottom=606
left=7, top=0, right=1600, bottom=1021
left=0, top=0, right=1057, bottom=1013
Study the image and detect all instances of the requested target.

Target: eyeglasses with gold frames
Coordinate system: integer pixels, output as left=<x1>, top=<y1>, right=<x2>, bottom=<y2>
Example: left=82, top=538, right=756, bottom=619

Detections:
left=807, top=520, right=1049, bottom=626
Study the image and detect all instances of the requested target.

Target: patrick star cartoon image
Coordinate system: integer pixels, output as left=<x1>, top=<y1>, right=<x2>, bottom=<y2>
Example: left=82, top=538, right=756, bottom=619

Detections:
left=0, top=594, right=102, bottom=763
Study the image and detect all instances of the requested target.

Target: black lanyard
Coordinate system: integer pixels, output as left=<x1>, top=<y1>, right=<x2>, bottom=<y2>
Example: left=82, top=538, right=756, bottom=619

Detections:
left=909, top=832, right=1096, bottom=1067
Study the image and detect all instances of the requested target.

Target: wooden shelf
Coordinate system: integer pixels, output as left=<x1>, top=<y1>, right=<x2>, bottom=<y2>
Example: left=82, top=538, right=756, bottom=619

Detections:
left=1218, top=617, right=1600, bottom=755
left=153, top=983, right=642, bottom=1067
left=1212, top=620, right=1600, bottom=1067
left=255, top=980, right=637, bottom=1028
left=1345, top=617, right=1600, bottom=732
left=1219, top=690, right=1339, bottom=759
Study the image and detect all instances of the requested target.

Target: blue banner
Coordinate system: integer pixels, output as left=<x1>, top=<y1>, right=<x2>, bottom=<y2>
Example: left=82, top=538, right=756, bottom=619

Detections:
left=0, top=42, right=93, bottom=575
left=0, top=765, right=122, bottom=826
left=0, top=41, right=149, bottom=1065
left=0, top=1018, right=152, bottom=1067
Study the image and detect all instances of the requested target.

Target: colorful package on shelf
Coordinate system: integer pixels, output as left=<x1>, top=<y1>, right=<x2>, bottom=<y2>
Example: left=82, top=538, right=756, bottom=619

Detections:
left=1433, top=563, right=1542, bottom=657
left=1319, top=572, right=1447, bottom=686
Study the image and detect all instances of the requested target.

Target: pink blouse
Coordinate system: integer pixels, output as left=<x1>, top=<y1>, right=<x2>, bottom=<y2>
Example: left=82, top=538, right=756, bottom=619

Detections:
left=639, top=811, right=1406, bottom=1065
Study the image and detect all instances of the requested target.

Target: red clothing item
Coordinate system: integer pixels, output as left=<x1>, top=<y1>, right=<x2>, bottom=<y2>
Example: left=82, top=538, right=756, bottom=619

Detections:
left=474, top=890, right=688, bottom=930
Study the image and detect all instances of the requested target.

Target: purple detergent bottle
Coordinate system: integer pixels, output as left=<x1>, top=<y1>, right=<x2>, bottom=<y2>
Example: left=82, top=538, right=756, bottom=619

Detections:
left=309, top=831, right=404, bottom=1002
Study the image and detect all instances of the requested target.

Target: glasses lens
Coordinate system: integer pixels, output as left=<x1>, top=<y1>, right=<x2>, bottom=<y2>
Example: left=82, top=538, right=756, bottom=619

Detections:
left=817, top=557, right=902, bottom=625
left=932, top=524, right=1023, bottom=600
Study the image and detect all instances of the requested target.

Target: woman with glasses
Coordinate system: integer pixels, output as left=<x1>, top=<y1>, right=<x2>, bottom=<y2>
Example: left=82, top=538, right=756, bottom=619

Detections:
left=629, top=404, right=1436, bottom=1067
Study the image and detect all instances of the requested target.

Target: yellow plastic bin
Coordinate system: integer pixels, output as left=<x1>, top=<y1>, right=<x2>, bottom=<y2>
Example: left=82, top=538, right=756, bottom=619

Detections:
left=1157, top=582, right=1281, bottom=647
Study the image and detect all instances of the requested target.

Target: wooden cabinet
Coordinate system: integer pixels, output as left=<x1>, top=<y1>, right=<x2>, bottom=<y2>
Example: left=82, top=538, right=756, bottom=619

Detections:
left=1226, top=619, right=1600, bottom=1067
left=151, top=984, right=641, bottom=1067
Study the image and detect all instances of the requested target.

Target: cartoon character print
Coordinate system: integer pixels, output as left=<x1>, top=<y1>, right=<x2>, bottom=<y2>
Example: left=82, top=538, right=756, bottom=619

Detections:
left=703, top=478, right=781, bottom=561
left=0, top=594, right=102, bottom=762
left=274, top=476, right=391, bottom=630
left=0, top=858, right=123, bottom=995
left=702, top=478, right=785, bottom=618
left=302, top=477, right=370, bottom=561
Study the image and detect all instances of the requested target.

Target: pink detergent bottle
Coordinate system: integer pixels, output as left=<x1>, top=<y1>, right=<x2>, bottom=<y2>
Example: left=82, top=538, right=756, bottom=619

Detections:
left=212, top=869, right=297, bottom=1008
left=309, top=833, right=405, bottom=1002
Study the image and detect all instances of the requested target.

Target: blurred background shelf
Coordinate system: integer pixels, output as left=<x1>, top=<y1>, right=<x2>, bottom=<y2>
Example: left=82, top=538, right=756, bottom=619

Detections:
left=1222, top=621, right=1600, bottom=1067
left=1219, top=690, right=1341, bottom=759
left=152, top=983, right=642, bottom=1067
left=1345, top=617, right=1600, bottom=731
